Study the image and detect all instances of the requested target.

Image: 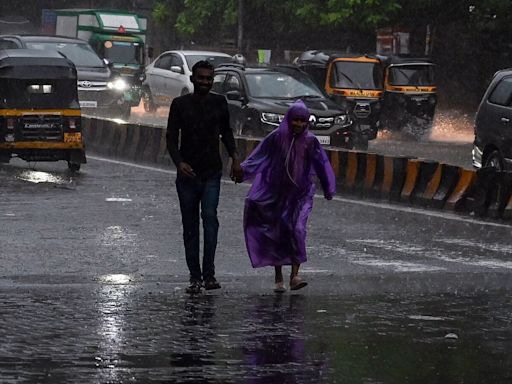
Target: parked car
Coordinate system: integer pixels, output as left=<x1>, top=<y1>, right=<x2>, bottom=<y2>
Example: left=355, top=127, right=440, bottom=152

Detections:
left=141, top=50, right=232, bottom=111
left=473, top=68, right=512, bottom=170
left=0, top=34, right=131, bottom=119
left=213, top=63, right=354, bottom=148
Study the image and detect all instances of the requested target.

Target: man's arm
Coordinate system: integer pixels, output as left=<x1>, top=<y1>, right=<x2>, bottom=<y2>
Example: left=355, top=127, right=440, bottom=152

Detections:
left=166, top=99, right=196, bottom=177
left=166, top=98, right=184, bottom=167
left=218, top=97, right=243, bottom=182
left=218, top=97, right=237, bottom=158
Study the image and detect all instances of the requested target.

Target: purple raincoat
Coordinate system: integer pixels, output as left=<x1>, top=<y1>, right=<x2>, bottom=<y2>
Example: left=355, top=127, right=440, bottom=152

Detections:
left=241, top=100, right=336, bottom=268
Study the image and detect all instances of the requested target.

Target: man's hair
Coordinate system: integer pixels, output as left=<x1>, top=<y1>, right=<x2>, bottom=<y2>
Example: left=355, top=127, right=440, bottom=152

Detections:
left=191, top=60, right=214, bottom=75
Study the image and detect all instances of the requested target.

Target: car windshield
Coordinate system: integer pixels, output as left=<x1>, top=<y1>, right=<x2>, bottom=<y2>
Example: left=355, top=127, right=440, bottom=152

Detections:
left=185, top=54, right=231, bottom=69
left=25, top=41, right=104, bottom=67
left=389, top=64, right=435, bottom=86
left=245, top=72, right=325, bottom=98
left=331, top=61, right=383, bottom=90
left=104, top=41, right=143, bottom=65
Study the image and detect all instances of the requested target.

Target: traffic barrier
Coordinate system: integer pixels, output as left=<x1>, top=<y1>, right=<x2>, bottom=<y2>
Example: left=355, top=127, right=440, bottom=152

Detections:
left=387, top=156, right=409, bottom=201
left=82, top=116, right=512, bottom=222
left=401, top=159, right=430, bottom=203
left=444, top=169, right=476, bottom=211
left=463, top=167, right=498, bottom=217
left=430, top=164, right=462, bottom=208
left=487, top=171, right=512, bottom=219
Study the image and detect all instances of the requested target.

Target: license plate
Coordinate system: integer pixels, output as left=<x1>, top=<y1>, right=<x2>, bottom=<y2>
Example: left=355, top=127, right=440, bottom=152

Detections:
left=80, top=101, right=97, bottom=108
left=64, top=132, right=82, bottom=143
left=317, top=136, right=331, bottom=145
left=360, top=124, right=370, bottom=130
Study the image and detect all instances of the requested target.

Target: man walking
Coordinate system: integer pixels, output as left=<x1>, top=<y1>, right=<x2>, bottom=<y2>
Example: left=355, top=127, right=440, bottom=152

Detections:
left=166, top=60, right=242, bottom=294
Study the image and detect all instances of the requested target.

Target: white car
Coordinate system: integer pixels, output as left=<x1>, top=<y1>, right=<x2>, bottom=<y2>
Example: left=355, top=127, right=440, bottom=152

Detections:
left=141, top=50, right=232, bottom=111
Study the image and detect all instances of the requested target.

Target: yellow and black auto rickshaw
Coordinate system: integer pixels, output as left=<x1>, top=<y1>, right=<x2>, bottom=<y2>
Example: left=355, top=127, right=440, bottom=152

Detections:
left=297, top=51, right=384, bottom=150
left=379, top=55, right=437, bottom=140
left=0, top=49, right=86, bottom=171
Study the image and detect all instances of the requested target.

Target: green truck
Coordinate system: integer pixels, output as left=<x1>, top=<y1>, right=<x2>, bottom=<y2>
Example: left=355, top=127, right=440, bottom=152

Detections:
left=42, top=9, right=147, bottom=118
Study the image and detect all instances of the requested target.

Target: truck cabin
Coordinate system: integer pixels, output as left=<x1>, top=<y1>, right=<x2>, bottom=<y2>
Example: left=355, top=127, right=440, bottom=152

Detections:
left=92, top=35, right=144, bottom=67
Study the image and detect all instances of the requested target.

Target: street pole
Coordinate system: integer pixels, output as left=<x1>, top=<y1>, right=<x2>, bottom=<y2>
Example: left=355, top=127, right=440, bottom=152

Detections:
left=237, top=0, right=244, bottom=53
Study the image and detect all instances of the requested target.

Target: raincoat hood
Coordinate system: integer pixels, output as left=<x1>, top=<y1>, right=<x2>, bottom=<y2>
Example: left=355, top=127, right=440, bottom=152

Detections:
left=278, top=99, right=310, bottom=138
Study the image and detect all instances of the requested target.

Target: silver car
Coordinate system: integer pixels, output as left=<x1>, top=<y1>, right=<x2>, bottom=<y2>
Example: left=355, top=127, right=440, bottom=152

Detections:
left=141, top=50, right=232, bottom=111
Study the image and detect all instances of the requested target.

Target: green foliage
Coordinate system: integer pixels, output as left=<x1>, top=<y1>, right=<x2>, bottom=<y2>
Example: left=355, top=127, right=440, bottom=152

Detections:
left=294, top=0, right=401, bottom=29
left=171, top=0, right=237, bottom=35
left=152, top=1, right=171, bottom=26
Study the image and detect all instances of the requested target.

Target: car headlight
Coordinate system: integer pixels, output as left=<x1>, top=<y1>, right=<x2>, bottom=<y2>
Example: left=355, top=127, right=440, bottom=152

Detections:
left=261, top=112, right=285, bottom=125
left=334, top=114, right=350, bottom=126
left=107, top=78, right=129, bottom=91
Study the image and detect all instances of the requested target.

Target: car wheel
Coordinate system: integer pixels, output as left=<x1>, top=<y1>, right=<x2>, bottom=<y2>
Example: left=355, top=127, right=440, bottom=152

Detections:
left=114, top=104, right=131, bottom=121
left=68, top=162, right=81, bottom=172
left=484, top=150, right=504, bottom=170
left=143, top=88, right=157, bottom=112
left=353, top=135, right=369, bottom=151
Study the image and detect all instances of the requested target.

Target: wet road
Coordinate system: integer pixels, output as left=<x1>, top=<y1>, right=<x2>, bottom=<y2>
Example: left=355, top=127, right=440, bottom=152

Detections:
left=1, top=155, right=512, bottom=383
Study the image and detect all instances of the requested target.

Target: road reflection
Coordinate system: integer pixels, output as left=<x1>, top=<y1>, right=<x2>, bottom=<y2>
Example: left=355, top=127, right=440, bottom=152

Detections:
left=241, top=294, right=327, bottom=383
left=96, top=273, right=135, bottom=382
left=170, top=295, right=218, bottom=370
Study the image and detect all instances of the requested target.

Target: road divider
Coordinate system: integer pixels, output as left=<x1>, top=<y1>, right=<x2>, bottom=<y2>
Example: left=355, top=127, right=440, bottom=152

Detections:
left=82, top=117, right=512, bottom=222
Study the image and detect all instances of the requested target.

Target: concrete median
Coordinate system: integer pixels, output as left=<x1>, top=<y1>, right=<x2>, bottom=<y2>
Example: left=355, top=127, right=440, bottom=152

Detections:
left=82, top=116, right=512, bottom=222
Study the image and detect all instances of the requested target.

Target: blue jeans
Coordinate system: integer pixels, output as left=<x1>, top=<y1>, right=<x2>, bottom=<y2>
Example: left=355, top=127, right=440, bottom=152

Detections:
left=176, top=173, right=221, bottom=282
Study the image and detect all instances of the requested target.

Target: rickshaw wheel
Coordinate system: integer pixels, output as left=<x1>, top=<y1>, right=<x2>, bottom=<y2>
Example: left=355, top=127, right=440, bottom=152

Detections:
left=68, top=162, right=81, bottom=172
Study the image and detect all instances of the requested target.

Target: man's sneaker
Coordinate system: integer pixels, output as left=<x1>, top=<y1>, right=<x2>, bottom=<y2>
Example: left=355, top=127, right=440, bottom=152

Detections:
left=185, top=280, right=202, bottom=294
left=204, top=278, right=221, bottom=290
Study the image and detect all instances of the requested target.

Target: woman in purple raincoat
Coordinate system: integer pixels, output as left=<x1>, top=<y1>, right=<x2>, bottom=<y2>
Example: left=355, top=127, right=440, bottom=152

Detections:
left=240, top=100, right=336, bottom=292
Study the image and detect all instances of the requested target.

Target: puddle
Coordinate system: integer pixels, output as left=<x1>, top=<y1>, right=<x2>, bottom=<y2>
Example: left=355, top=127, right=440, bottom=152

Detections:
left=16, top=170, right=69, bottom=184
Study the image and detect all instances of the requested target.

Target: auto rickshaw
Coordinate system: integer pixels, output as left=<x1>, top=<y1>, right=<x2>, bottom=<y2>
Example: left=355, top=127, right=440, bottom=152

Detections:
left=296, top=50, right=384, bottom=149
left=0, top=49, right=86, bottom=171
left=379, top=55, right=437, bottom=140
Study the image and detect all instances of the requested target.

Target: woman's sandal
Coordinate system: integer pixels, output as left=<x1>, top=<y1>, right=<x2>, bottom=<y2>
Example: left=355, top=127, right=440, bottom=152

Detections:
left=274, top=281, right=286, bottom=293
left=290, top=275, right=308, bottom=291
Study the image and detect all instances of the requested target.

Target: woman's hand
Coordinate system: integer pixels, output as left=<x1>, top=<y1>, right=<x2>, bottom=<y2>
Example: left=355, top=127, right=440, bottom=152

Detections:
left=230, top=159, right=244, bottom=183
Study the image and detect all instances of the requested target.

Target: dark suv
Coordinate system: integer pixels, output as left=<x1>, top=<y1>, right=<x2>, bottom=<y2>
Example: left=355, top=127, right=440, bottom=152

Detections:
left=0, top=35, right=130, bottom=119
left=213, top=64, right=355, bottom=148
left=473, top=68, right=512, bottom=170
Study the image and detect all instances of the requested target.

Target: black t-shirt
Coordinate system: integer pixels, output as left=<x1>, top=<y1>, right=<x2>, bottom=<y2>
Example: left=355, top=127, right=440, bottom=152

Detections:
left=166, top=93, right=237, bottom=179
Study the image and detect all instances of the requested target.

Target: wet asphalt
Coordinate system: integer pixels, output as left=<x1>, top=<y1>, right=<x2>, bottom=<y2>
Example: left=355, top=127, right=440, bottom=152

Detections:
left=1, top=149, right=512, bottom=383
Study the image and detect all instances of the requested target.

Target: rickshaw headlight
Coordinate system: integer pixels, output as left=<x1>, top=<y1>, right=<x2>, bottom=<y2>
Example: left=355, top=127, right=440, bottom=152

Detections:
left=107, top=78, right=129, bottom=91
left=6, top=118, right=15, bottom=130
left=335, top=114, right=350, bottom=126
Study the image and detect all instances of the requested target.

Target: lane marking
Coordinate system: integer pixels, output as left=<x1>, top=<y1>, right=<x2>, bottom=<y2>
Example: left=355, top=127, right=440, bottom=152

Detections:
left=105, top=197, right=132, bottom=202
left=350, top=239, right=512, bottom=270
left=435, top=238, right=512, bottom=254
left=88, top=155, right=511, bottom=229
left=310, top=244, right=445, bottom=273
left=408, top=315, right=446, bottom=321
left=351, top=259, right=445, bottom=272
